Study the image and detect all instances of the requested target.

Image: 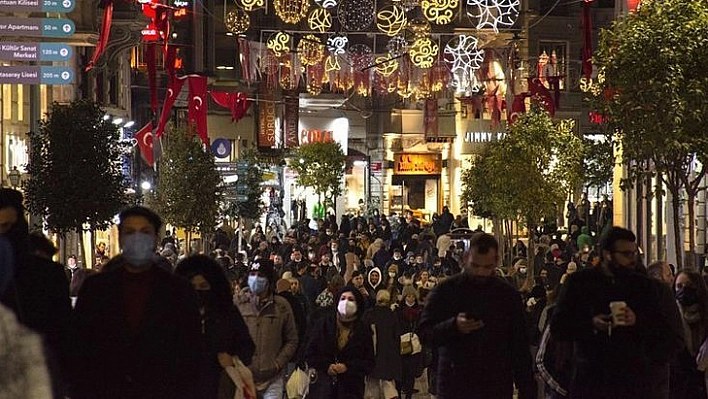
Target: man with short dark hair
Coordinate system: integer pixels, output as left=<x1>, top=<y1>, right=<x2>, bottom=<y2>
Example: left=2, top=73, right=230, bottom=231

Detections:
left=72, top=206, right=202, bottom=399
left=551, top=226, right=684, bottom=398
left=418, top=233, right=536, bottom=398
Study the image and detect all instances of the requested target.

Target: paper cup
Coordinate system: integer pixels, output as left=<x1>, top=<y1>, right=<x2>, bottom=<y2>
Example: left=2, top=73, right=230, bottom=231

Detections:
left=610, top=301, right=628, bottom=326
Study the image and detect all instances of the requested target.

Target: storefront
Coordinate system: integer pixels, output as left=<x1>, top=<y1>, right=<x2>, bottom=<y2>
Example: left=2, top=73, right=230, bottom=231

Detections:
left=388, top=153, right=443, bottom=221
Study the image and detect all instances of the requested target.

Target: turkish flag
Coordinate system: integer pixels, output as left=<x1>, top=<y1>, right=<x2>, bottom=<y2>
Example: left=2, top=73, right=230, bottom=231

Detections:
left=210, top=91, right=251, bottom=122
left=155, top=76, right=186, bottom=138
left=528, top=77, right=556, bottom=116
left=145, top=43, right=158, bottom=113
left=188, top=75, right=209, bottom=145
left=508, top=94, right=527, bottom=125
left=135, top=122, right=154, bottom=167
left=85, top=1, right=113, bottom=72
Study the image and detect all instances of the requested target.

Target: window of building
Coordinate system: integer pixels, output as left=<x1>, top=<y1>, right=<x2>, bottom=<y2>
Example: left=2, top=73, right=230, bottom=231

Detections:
left=537, top=41, right=568, bottom=90
left=2, top=85, right=11, bottom=120
left=16, top=85, right=23, bottom=122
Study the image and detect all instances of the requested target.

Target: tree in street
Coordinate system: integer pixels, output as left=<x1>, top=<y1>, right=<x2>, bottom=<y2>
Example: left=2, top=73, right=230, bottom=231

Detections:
left=222, top=146, right=267, bottom=222
left=288, top=141, right=346, bottom=213
left=593, top=0, right=708, bottom=268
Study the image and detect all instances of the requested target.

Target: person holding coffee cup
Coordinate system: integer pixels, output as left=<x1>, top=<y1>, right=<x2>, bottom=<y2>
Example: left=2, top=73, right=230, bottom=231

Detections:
left=551, top=226, right=684, bottom=398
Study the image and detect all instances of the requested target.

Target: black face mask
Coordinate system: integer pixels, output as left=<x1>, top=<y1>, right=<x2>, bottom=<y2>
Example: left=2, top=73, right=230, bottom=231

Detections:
left=197, top=290, right=214, bottom=308
left=676, top=286, right=699, bottom=307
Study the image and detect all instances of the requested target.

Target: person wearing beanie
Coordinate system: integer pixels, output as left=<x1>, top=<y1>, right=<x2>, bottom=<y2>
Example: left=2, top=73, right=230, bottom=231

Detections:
left=236, top=259, right=299, bottom=397
left=362, top=288, right=402, bottom=399
left=304, top=286, right=375, bottom=398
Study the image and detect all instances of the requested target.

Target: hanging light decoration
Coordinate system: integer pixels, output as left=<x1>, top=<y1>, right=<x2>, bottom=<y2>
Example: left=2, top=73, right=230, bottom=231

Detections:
left=421, top=0, right=458, bottom=25
left=307, top=63, right=325, bottom=95
left=407, top=17, right=431, bottom=38
left=274, top=0, right=310, bottom=24
left=376, top=5, right=407, bottom=36
left=267, top=31, right=291, bottom=57
left=374, top=55, right=399, bottom=77
left=466, top=0, right=520, bottom=32
left=326, top=34, right=349, bottom=56
left=238, top=0, right=264, bottom=12
left=338, top=0, right=375, bottom=31
left=315, top=0, right=338, bottom=8
left=297, top=34, right=325, bottom=66
left=400, top=0, right=419, bottom=11
left=387, top=34, right=407, bottom=57
left=225, top=7, right=250, bottom=34
left=308, top=7, right=332, bottom=33
left=443, top=34, right=484, bottom=74
left=409, top=37, right=438, bottom=68
left=347, top=44, right=374, bottom=70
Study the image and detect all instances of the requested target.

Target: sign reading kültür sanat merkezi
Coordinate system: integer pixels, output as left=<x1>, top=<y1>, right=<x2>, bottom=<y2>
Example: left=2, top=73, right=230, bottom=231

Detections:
left=0, top=66, right=74, bottom=84
left=0, top=0, right=74, bottom=13
left=0, top=42, right=72, bottom=61
left=0, top=18, right=75, bottom=37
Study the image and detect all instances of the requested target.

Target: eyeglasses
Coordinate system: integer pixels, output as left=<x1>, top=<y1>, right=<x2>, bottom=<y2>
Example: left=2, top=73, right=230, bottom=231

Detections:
left=613, top=250, right=638, bottom=257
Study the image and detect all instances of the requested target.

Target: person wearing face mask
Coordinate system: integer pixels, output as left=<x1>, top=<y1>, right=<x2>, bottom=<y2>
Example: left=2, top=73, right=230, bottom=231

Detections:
left=328, top=239, right=347, bottom=277
left=418, top=233, right=537, bottom=399
left=236, top=259, right=298, bottom=398
left=551, top=227, right=684, bottom=399
left=174, top=255, right=255, bottom=399
left=671, top=271, right=708, bottom=398
left=72, top=206, right=202, bottom=399
left=305, top=285, right=375, bottom=398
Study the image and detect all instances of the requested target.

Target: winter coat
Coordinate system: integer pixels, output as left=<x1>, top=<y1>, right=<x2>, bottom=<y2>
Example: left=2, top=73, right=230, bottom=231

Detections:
left=551, top=267, right=684, bottom=399
left=236, top=293, right=299, bottom=385
left=418, top=274, right=537, bottom=399
left=362, top=305, right=402, bottom=381
left=304, top=308, right=375, bottom=398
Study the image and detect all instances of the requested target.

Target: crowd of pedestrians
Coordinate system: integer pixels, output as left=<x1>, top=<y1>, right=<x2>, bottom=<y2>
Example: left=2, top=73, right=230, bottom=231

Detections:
left=0, top=186, right=707, bottom=399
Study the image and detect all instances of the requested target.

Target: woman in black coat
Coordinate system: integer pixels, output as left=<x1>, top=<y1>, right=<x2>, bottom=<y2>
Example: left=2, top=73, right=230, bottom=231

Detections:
left=396, top=284, right=424, bottom=399
left=174, top=255, right=255, bottom=399
left=362, top=290, right=403, bottom=398
left=305, top=285, right=375, bottom=398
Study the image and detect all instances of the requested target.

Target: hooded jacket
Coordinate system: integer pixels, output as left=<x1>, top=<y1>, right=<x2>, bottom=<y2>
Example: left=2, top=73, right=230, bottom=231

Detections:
left=366, top=267, right=383, bottom=293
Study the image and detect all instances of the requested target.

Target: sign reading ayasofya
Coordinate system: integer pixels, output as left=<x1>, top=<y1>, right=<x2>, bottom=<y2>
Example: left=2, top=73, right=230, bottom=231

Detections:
left=393, top=153, right=443, bottom=175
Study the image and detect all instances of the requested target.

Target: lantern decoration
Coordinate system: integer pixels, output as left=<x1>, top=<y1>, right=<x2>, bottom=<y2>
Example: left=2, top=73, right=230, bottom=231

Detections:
left=407, top=17, right=431, bottom=38
left=315, top=0, right=338, bottom=8
left=307, top=63, right=325, bottom=95
left=443, top=34, right=484, bottom=73
left=466, top=0, right=520, bottom=32
left=297, top=34, right=325, bottom=66
left=421, top=0, right=458, bottom=25
left=308, top=8, right=332, bottom=32
left=274, top=0, right=310, bottom=24
left=338, top=0, right=375, bottom=31
left=387, top=34, right=407, bottom=57
left=376, top=5, right=407, bottom=36
left=326, top=34, right=349, bottom=56
left=238, top=0, right=264, bottom=12
left=409, top=37, right=438, bottom=69
left=374, top=55, right=398, bottom=77
left=267, top=31, right=291, bottom=57
left=225, top=7, right=250, bottom=34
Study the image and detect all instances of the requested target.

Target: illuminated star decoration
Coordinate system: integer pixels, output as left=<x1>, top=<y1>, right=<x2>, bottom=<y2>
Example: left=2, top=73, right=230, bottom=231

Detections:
left=326, top=34, right=349, bottom=56
left=466, top=0, right=520, bottom=32
left=443, top=34, right=484, bottom=73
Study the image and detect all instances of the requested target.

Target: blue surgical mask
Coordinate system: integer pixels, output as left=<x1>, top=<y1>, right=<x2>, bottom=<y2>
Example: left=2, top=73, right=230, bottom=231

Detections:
left=248, top=275, right=268, bottom=295
left=121, top=232, right=155, bottom=267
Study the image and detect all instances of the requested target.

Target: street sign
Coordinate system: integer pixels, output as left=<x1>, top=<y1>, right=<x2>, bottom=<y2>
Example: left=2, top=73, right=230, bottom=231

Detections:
left=0, top=18, right=75, bottom=38
left=0, top=0, right=75, bottom=13
left=0, top=66, right=73, bottom=84
left=0, top=42, right=72, bottom=61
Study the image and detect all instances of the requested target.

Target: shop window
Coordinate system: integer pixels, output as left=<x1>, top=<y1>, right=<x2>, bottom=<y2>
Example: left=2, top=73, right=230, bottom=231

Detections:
left=537, top=42, right=567, bottom=90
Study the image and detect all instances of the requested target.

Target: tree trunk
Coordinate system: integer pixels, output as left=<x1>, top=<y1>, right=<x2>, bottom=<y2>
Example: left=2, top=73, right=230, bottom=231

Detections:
left=687, top=194, right=697, bottom=269
left=671, top=192, right=683, bottom=270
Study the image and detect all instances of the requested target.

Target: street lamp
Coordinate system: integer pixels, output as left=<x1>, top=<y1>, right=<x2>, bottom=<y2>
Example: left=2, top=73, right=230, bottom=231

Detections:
left=8, top=167, right=21, bottom=188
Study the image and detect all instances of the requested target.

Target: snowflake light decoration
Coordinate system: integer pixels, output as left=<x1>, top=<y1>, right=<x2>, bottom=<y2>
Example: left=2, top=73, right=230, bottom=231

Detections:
left=466, top=0, right=520, bottom=32
left=387, top=34, right=407, bottom=57
left=376, top=5, right=407, bottom=36
left=315, top=0, right=338, bottom=9
left=409, top=37, right=438, bottom=69
left=308, top=8, right=332, bottom=33
left=225, top=7, right=250, bottom=34
left=297, top=34, right=325, bottom=66
left=338, top=0, right=375, bottom=31
left=326, top=34, right=349, bottom=56
left=274, top=0, right=310, bottom=24
left=267, top=31, right=291, bottom=57
left=443, top=34, right=484, bottom=73
left=421, top=0, right=458, bottom=25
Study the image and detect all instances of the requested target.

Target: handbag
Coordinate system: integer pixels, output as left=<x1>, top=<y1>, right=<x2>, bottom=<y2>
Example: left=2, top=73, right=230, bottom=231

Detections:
left=286, top=367, right=310, bottom=399
left=400, top=332, right=422, bottom=355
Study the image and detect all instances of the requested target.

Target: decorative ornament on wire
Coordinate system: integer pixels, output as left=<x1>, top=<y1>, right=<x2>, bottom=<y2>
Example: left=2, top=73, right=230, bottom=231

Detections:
left=326, top=34, right=349, bottom=56
left=347, top=44, right=374, bottom=70
left=297, top=34, right=325, bottom=66
left=387, top=34, right=407, bottom=57
left=400, top=0, right=419, bottom=11
left=443, top=34, right=484, bottom=73
left=238, top=0, right=264, bottom=12
left=315, top=0, right=338, bottom=8
left=421, top=0, right=458, bottom=25
left=225, top=7, right=250, bottom=34
left=259, top=51, right=280, bottom=76
left=308, top=8, right=332, bottom=33
left=267, top=31, right=291, bottom=57
left=376, top=5, right=407, bottom=36
left=274, top=0, right=310, bottom=24
left=307, top=63, right=325, bottom=95
left=338, top=0, right=374, bottom=31
left=325, top=54, right=341, bottom=71
left=374, top=55, right=399, bottom=77
left=409, top=37, right=438, bottom=69
left=407, top=17, right=431, bottom=38
left=466, top=0, right=520, bottom=32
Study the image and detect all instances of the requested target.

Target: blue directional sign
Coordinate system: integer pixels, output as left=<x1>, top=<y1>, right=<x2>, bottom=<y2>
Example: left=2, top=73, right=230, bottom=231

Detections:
left=0, top=66, right=74, bottom=84
left=0, top=0, right=75, bottom=13
left=0, top=42, right=72, bottom=61
left=0, top=18, right=75, bottom=38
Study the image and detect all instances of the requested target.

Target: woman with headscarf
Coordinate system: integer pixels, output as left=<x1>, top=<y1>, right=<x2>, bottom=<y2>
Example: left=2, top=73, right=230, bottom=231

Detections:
left=304, top=286, right=375, bottom=398
left=174, top=255, right=255, bottom=399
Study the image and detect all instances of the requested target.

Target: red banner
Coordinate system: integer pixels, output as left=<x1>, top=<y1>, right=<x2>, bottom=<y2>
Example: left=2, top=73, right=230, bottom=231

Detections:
left=187, top=75, right=209, bottom=145
left=155, top=76, right=186, bottom=138
left=283, top=94, right=299, bottom=148
left=508, top=94, right=527, bottom=125
left=581, top=0, right=594, bottom=80
left=424, top=98, right=438, bottom=137
left=258, top=96, right=277, bottom=148
left=145, top=43, right=158, bottom=113
left=85, top=1, right=113, bottom=72
left=528, top=77, right=556, bottom=116
left=135, top=122, right=154, bottom=167
left=210, top=91, right=251, bottom=122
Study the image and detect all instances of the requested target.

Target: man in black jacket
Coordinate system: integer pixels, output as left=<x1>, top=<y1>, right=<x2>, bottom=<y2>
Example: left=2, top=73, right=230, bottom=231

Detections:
left=418, top=233, right=536, bottom=399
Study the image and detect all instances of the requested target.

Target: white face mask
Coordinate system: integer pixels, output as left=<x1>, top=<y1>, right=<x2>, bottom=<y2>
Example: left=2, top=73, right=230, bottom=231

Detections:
left=393, top=255, right=401, bottom=260
left=388, top=272, right=396, bottom=278
left=122, top=232, right=155, bottom=267
left=337, top=299, right=357, bottom=318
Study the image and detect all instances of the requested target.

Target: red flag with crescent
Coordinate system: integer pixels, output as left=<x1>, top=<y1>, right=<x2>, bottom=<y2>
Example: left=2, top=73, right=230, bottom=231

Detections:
left=210, top=91, right=251, bottom=122
left=135, top=122, right=154, bottom=167
left=155, top=76, right=185, bottom=138
left=188, top=75, right=208, bottom=145
left=85, top=1, right=113, bottom=72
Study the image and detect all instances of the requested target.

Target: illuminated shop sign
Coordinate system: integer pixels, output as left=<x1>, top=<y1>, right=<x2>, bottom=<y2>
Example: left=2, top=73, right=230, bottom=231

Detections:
left=393, top=153, right=442, bottom=175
